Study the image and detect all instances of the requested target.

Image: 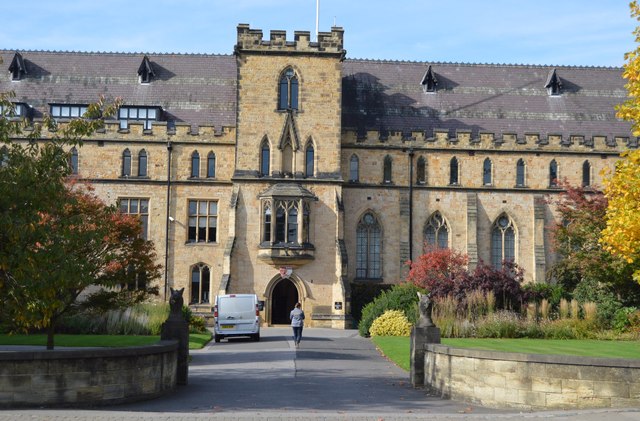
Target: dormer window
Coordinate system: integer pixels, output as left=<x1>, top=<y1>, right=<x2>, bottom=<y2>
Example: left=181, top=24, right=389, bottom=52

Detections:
left=8, top=52, right=26, bottom=81
left=278, top=67, right=299, bottom=110
left=50, top=104, right=88, bottom=120
left=545, top=69, right=562, bottom=96
left=0, top=103, right=28, bottom=119
left=137, top=55, right=155, bottom=84
left=119, top=106, right=161, bottom=130
left=421, top=65, right=438, bottom=93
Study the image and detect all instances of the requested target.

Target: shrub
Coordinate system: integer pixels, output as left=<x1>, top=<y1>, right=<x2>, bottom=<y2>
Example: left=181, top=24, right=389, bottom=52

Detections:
left=521, top=282, right=568, bottom=310
left=475, top=311, right=524, bottom=338
left=358, top=283, right=424, bottom=337
left=369, top=310, right=411, bottom=337
left=350, top=283, right=392, bottom=324
left=57, top=302, right=169, bottom=335
left=572, top=277, right=623, bottom=328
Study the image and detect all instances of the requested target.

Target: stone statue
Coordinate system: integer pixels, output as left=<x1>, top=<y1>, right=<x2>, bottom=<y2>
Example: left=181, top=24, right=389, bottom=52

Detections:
left=416, top=292, right=435, bottom=328
left=168, top=287, right=184, bottom=319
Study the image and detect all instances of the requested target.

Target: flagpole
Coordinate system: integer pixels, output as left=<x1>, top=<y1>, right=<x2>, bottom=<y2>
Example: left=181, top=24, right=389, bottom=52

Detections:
left=315, top=0, right=319, bottom=41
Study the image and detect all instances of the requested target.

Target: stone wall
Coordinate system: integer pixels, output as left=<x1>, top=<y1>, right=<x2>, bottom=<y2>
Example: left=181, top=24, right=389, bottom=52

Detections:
left=0, top=341, right=178, bottom=408
left=424, top=344, right=640, bottom=410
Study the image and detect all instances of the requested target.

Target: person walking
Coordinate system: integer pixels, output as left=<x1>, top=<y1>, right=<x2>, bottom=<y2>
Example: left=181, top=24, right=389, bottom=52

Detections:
left=290, top=302, right=305, bottom=347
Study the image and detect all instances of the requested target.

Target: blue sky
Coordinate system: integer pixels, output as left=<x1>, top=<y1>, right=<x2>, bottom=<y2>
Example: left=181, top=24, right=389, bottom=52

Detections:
left=1, top=0, right=636, bottom=66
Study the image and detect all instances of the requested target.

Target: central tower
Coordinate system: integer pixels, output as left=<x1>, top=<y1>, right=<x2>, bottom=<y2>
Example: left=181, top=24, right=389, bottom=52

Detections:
left=229, top=25, right=350, bottom=327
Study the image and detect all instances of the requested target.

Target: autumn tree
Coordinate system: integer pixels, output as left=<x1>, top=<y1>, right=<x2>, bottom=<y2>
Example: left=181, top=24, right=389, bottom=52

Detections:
left=602, top=1, right=640, bottom=283
left=550, top=184, right=636, bottom=289
left=0, top=93, right=160, bottom=349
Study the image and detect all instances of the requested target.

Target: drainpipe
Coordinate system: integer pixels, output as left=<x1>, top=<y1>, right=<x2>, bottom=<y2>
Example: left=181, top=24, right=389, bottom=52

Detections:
left=408, top=146, right=415, bottom=262
left=164, top=141, right=173, bottom=301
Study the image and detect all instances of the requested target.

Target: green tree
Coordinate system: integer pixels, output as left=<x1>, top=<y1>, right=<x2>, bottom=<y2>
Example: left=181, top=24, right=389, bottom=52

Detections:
left=0, top=93, right=161, bottom=349
left=602, top=1, right=640, bottom=283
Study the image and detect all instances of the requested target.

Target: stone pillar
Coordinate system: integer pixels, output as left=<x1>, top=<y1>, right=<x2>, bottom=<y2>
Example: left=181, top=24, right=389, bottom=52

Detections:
left=161, top=288, right=189, bottom=385
left=410, top=326, right=441, bottom=387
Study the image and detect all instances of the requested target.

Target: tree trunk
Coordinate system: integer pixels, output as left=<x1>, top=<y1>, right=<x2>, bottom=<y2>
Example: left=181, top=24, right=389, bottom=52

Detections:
left=46, top=323, right=55, bottom=350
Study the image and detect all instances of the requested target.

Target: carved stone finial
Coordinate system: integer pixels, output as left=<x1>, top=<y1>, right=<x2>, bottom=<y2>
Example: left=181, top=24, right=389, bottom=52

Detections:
left=169, top=287, right=184, bottom=319
left=416, top=292, right=435, bottom=328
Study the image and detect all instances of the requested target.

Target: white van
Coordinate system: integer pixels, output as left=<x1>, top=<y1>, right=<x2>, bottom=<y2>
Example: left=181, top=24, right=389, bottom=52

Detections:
left=213, top=294, right=261, bottom=342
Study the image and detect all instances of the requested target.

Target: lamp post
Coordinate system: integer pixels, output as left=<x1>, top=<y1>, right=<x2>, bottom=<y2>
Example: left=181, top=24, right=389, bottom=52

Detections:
left=164, top=141, right=173, bottom=301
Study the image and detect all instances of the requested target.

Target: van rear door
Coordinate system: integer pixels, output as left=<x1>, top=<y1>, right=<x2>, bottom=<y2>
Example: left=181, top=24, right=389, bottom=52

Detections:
left=217, top=295, right=257, bottom=332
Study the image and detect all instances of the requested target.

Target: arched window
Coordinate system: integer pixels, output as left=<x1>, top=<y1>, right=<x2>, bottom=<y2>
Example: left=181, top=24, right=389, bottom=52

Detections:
left=305, top=143, right=314, bottom=177
left=70, top=147, right=78, bottom=175
left=122, top=149, right=131, bottom=177
left=383, top=155, right=392, bottom=183
left=416, top=156, right=426, bottom=184
left=279, top=67, right=299, bottom=110
left=582, top=160, right=591, bottom=187
left=191, top=151, right=200, bottom=178
left=424, top=212, right=449, bottom=249
left=450, top=157, right=459, bottom=185
left=138, top=149, right=147, bottom=177
left=349, top=154, right=359, bottom=182
left=260, top=140, right=270, bottom=177
left=263, top=202, right=272, bottom=242
left=491, top=214, right=516, bottom=269
left=483, top=158, right=492, bottom=186
left=549, top=159, right=558, bottom=187
left=356, top=212, right=382, bottom=279
left=516, top=159, right=526, bottom=187
left=207, top=152, right=216, bottom=178
left=190, top=264, right=211, bottom=304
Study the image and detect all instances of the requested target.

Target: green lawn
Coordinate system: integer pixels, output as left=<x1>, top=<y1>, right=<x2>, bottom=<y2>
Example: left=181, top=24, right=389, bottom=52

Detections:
left=0, top=331, right=212, bottom=350
left=371, top=336, right=640, bottom=371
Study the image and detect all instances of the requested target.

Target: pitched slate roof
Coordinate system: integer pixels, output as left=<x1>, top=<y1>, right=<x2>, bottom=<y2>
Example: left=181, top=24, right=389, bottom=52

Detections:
left=0, top=50, right=237, bottom=130
left=342, top=60, right=632, bottom=139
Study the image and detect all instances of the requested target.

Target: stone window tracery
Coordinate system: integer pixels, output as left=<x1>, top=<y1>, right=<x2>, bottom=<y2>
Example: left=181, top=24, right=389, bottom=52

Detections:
left=491, top=214, right=516, bottom=269
left=279, top=67, right=299, bottom=110
left=356, top=212, right=382, bottom=279
left=424, top=212, right=449, bottom=249
left=191, top=263, right=210, bottom=304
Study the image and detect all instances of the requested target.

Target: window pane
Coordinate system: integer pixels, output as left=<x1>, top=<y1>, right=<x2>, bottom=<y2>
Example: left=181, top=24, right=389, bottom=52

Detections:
left=70, top=107, right=79, bottom=117
left=188, top=217, right=197, bottom=241
left=275, top=207, right=286, bottom=242
left=306, top=147, right=314, bottom=177
left=450, top=158, right=458, bottom=184
left=207, top=154, right=216, bottom=177
left=140, top=199, right=149, bottom=213
left=261, top=146, right=270, bottom=176
left=148, top=109, right=157, bottom=119
left=209, top=201, right=217, bottom=215
left=119, top=109, right=127, bottom=119
left=290, top=77, right=299, bottom=109
left=130, top=199, right=139, bottom=213
left=279, top=78, right=289, bottom=109
left=188, top=200, right=197, bottom=216
left=120, top=200, right=129, bottom=213
left=139, top=109, right=147, bottom=119
left=199, top=201, right=207, bottom=214
left=287, top=208, right=298, bottom=243
left=350, top=156, right=359, bottom=181
left=130, top=108, right=138, bottom=119
left=140, top=215, right=148, bottom=241
left=483, top=159, right=492, bottom=185
left=516, top=160, right=525, bottom=186
left=138, top=153, right=147, bottom=177
left=504, top=227, right=515, bottom=262
left=491, top=229, right=503, bottom=268
left=52, top=106, right=60, bottom=117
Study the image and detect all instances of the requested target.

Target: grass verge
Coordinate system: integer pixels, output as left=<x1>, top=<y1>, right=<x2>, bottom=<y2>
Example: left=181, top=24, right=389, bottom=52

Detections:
left=0, top=332, right=212, bottom=350
left=372, top=336, right=640, bottom=371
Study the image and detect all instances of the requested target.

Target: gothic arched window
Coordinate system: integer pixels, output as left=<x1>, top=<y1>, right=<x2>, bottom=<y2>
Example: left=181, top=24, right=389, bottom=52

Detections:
left=516, top=159, right=526, bottom=187
left=138, top=149, right=147, bottom=177
left=349, top=155, right=359, bottom=182
left=207, top=152, right=216, bottom=178
left=383, top=155, right=392, bottom=183
left=450, top=157, right=459, bottom=185
left=260, top=140, right=270, bottom=177
left=190, top=264, right=211, bottom=304
left=356, top=212, right=382, bottom=279
left=122, top=149, right=131, bottom=177
left=582, top=160, right=591, bottom=187
left=424, top=212, right=449, bottom=249
left=549, top=159, right=558, bottom=187
left=278, top=67, right=299, bottom=110
left=483, top=158, right=492, bottom=186
left=305, top=143, right=314, bottom=177
left=191, top=151, right=200, bottom=178
left=491, top=214, right=516, bottom=269
left=416, top=156, right=426, bottom=184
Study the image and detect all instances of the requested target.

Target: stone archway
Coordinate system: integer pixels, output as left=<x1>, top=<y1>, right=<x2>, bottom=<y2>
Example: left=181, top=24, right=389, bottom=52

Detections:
left=271, top=278, right=299, bottom=324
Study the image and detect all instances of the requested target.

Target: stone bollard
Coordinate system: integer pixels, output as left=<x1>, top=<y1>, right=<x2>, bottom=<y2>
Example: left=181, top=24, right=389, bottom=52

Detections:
left=410, top=293, right=441, bottom=387
left=161, top=287, right=189, bottom=386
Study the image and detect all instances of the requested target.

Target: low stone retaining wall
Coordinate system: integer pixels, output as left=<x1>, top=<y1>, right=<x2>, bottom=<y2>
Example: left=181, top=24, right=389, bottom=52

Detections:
left=424, top=344, right=640, bottom=410
left=0, top=340, right=178, bottom=408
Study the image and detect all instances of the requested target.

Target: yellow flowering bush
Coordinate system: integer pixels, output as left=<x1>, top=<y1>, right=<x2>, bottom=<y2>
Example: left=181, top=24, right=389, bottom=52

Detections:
left=370, top=309, right=411, bottom=336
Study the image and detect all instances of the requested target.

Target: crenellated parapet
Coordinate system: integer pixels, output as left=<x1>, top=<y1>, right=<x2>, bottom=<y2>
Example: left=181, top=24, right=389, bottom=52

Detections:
left=341, top=128, right=637, bottom=152
left=235, top=24, right=345, bottom=57
left=20, top=119, right=236, bottom=144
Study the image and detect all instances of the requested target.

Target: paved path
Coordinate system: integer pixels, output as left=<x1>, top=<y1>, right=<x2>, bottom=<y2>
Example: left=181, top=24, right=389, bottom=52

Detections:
left=2, top=327, right=640, bottom=420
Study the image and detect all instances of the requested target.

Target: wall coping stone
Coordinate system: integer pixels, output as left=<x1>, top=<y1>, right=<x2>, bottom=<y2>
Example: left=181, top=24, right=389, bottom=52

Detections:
left=0, top=340, right=178, bottom=361
left=426, top=344, right=640, bottom=368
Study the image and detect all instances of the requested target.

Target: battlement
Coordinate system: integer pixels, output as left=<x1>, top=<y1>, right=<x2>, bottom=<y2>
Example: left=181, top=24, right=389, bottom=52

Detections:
left=235, top=24, right=345, bottom=57
left=342, top=128, right=638, bottom=152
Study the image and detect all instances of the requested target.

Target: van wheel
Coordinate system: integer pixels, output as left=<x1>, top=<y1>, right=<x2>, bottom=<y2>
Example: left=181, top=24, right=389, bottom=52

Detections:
left=252, top=333, right=260, bottom=342
left=214, top=334, right=222, bottom=343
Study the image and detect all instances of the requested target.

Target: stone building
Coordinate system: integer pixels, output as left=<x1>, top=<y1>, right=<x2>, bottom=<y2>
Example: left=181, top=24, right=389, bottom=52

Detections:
left=0, top=25, right=633, bottom=327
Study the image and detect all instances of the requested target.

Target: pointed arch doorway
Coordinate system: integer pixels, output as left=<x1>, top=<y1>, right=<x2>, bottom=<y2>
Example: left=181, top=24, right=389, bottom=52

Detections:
left=271, top=278, right=299, bottom=324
